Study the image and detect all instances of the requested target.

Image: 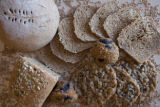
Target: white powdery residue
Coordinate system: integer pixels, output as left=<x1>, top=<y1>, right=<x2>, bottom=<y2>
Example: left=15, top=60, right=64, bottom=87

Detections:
left=119, top=0, right=132, bottom=5
left=157, top=75, right=160, bottom=91
left=62, top=2, right=71, bottom=14
left=70, top=0, right=79, bottom=7
left=158, top=26, right=160, bottom=33
left=153, top=54, right=160, bottom=65
left=58, top=1, right=71, bottom=14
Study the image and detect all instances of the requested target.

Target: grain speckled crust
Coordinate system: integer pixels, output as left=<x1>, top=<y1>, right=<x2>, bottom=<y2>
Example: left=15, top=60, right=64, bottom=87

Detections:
left=115, top=60, right=158, bottom=103
left=73, top=5, right=98, bottom=42
left=117, top=16, right=160, bottom=63
left=50, top=35, right=88, bottom=64
left=103, top=6, right=141, bottom=41
left=9, top=56, right=60, bottom=107
left=91, top=38, right=119, bottom=65
left=50, top=81, right=78, bottom=104
left=108, top=67, right=140, bottom=107
left=89, top=1, right=120, bottom=38
left=58, top=17, right=94, bottom=53
left=0, top=0, right=60, bottom=51
left=73, top=62, right=117, bottom=105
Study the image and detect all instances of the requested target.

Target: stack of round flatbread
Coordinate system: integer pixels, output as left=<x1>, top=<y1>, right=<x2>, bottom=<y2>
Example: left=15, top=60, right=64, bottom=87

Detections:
left=50, top=0, right=160, bottom=106
left=50, top=1, right=121, bottom=64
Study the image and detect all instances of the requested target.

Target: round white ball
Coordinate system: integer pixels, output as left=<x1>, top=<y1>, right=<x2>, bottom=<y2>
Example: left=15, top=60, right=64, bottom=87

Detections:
left=0, top=0, right=60, bottom=51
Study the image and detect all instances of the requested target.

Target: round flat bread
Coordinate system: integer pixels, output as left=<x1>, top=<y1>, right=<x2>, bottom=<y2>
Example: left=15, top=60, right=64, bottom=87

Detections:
left=115, top=60, right=158, bottom=103
left=50, top=35, right=88, bottom=64
left=35, top=46, right=78, bottom=78
left=73, top=5, right=98, bottom=42
left=0, top=0, right=59, bottom=51
left=89, top=1, right=120, bottom=38
left=73, top=61, right=117, bottom=105
left=108, top=67, right=140, bottom=107
left=58, top=17, right=94, bottom=53
left=103, top=6, right=141, bottom=41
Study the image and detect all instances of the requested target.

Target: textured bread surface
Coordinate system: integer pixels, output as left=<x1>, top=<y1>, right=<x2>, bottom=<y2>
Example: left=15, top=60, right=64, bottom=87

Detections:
left=0, top=40, right=4, bottom=52
left=72, top=61, right=117, bottom=105
left=104, top=6, right=141, bottom=41
left=9, top=56, right=60, bottom=107
left=107, top=67, right=140, bottom=107
left=115, top=60, right=158, bottom=103
left=50, top=35, right=88, bottom=64
left=91, top=38, right=119, bottom=65
left=118, top=17, right=160, bottom=63
left=50, top=81, right=78, bottom=104
left=0, top=0, right=59, bottom=51
left=89, top=1, right=120, bottom=38
left=73, top=5, right=98, bottom=42
left=58, top=17, right=94, bottom=53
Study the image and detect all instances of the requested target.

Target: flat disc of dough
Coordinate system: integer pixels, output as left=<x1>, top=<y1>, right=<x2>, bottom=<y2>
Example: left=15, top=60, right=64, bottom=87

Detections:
left=73, top=5, right=98, bottom=42
left=58, top=17, right=94, bottom=53
left=89, top=1, right=120, bottom=38
left=50, top=35, right=88, bottom=64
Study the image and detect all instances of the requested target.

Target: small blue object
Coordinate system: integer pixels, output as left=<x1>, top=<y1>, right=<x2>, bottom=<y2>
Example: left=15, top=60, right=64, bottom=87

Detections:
left=105, top=45, right=111, bottom=49
left=73, top=85, right=76, bottom=90
left=64, top=96, right=72, bottom=101
left=99, top=39, right=113, bottom=45
left=60, top=82, right=70, bottom=93
left=128, top=84, right=131, bottom=88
